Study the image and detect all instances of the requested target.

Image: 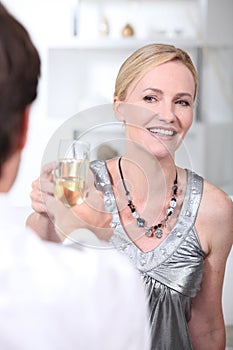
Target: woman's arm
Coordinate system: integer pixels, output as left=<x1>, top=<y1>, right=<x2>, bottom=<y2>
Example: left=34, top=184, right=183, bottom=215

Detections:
left=26, top=163, right=113, bottom=242
left=188, top=185, right=233, bottom=349
left=26, top=212, right=61, bottom=242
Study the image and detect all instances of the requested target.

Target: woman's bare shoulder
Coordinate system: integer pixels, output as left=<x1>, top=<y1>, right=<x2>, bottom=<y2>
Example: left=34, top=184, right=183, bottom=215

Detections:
left=200, top=179, right=233, bottom=248
left=202, top=179, right=233, bottom=216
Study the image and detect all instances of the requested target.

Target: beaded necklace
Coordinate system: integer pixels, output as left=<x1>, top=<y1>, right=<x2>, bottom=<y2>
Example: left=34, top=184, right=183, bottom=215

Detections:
left=118, top=157, right=178, bottom=238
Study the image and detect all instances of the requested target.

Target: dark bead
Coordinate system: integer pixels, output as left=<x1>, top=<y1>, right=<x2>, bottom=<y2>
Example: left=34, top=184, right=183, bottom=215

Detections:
left=128, top=202, right=135, bottom=212
left=173, top=184, right=178, bottom=195
left=167, top=207, right=174, bottom=216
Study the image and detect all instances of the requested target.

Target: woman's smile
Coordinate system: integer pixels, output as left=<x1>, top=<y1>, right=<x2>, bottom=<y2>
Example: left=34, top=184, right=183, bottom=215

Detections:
left=147, top=126, right=177, bottom=137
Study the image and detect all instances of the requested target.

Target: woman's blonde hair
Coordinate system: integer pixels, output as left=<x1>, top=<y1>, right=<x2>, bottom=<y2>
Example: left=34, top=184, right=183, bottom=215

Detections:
left=114, top=43, right=198, bottom=101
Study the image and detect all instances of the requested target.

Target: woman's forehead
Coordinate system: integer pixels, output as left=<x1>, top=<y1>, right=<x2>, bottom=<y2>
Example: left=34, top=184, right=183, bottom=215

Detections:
left=129, top=61, right=195, bottom=95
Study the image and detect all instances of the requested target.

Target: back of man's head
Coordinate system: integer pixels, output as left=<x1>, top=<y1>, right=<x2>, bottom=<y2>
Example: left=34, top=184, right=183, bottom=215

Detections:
left=0, top=3, right=40, bottom=176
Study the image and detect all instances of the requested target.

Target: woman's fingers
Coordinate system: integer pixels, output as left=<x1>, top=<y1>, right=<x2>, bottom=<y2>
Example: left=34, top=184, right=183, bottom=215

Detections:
left=30, top=163, right=55, bottom=213
left=41, top=162, right=54, bottom=178
left=39, top=178, right=54, bottom=194
left=31, top=200, right=47, bottom=214
left=30, top=187, right=48, bottom=213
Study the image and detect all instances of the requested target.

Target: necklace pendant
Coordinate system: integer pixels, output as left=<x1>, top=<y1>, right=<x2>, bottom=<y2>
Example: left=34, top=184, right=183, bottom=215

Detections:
left=145, top=229, right=153, bottom=237
left=155, top=228, right=163, bottom=239
left=137, top=217, right=145, bottom=227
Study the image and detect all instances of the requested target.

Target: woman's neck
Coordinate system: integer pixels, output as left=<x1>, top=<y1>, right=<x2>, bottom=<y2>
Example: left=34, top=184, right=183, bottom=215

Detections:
left=123, top=145, right=176, bottom=192
left=116, top=158, right=176, bottom=210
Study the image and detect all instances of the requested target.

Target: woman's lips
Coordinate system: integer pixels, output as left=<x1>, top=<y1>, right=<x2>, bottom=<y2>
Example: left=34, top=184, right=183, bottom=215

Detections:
left=147, top=127, right=177, bottom=136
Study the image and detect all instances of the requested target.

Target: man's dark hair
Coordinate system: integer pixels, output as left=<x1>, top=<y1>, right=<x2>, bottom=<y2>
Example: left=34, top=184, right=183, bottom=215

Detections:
left=0, top=3, right=40, bottom=176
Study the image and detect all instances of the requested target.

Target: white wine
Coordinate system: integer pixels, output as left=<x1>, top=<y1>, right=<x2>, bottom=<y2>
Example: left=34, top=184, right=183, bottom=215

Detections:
left=54, top=160, right=89, bottom=207
left=54, top=177, right=86, bottom=207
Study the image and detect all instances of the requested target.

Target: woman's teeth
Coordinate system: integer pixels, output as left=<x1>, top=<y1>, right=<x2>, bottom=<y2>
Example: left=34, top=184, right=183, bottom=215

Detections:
left=148, top=128, right=175, bottom=136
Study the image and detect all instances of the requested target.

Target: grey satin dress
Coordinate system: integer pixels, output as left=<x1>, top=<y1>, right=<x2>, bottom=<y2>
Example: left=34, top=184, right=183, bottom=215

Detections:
left=90, top=160, right=206, bottom=350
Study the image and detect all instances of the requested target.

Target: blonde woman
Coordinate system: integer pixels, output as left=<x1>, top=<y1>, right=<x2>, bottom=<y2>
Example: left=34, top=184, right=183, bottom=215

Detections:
left=28, top=44, right=233, bottom=349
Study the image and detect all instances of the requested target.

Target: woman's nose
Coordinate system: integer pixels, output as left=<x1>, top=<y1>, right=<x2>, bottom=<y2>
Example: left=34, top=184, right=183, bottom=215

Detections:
left=157, top=102, right=176, bottom=123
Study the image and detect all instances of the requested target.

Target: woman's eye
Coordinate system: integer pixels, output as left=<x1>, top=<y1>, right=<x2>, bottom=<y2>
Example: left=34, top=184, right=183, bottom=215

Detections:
left=176, top=99, right=191, bottom=107
left=143, top=95, right=157, bottom=103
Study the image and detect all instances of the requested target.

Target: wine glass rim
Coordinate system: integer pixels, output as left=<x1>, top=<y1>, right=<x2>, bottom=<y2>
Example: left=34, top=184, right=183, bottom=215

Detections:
left=59, top=138, right=90, bottom=146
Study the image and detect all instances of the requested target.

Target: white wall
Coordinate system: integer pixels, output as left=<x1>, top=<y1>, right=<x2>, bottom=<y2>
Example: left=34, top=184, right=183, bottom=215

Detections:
left=223, top=245, right=233, bottom=326
left=199, top=0, right=233, bottom=45
left=4, top=0, right=77, bottom=206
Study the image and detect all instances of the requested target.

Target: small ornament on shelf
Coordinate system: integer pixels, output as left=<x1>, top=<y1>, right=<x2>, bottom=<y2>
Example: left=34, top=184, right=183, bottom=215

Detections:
left=99, top=16, right=110, bottom=37
left=121, top=23, right=134, bottom=37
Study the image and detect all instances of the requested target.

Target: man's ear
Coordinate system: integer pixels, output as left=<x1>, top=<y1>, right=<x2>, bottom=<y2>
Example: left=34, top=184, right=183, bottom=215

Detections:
left=113, top=97, right=125, bottom=122
left=18, top=105, right=30, bottom=151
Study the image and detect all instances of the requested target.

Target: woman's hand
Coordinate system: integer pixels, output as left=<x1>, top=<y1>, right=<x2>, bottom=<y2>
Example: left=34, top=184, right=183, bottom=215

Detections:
left=26, top=162, right=63, bottom=241
left=30, top=162, right=54, bottom=214
left=27, top=162, right=113, bottom=243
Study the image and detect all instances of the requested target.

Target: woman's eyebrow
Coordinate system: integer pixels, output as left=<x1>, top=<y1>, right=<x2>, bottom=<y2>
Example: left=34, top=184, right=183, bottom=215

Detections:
left=143, top=88, right=193, bottom=99
left=175, top=92, right=193, bottom=99
left=142, top=88, right=163, bottom=94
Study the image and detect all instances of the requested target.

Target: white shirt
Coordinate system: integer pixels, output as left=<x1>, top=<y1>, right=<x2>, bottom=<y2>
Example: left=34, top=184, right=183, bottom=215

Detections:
left=0, top=194, right=150, bottom=350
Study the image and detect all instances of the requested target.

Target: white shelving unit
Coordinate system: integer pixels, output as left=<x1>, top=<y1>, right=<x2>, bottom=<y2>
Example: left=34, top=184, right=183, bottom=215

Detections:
left=48, top=36, right=201, bottom=50
left=47, top=37, right=201, bottom=119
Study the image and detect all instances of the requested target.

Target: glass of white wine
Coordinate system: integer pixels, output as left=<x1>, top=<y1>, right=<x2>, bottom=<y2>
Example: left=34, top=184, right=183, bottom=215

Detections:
left=53, top=139, right=90, bottom=207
